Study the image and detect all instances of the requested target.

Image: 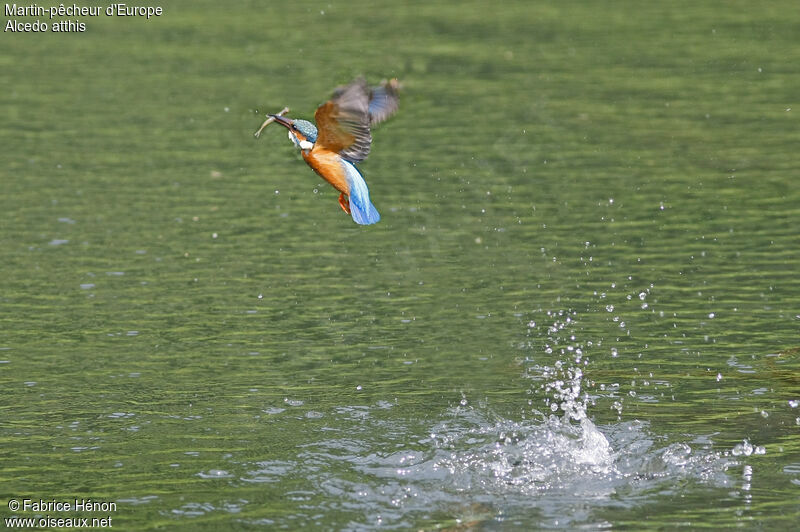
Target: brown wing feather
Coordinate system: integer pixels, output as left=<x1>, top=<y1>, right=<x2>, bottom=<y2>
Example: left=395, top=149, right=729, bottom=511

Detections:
left=313, top=79, right=373, bottom=164
left=368, top=79, right=400, bottom=126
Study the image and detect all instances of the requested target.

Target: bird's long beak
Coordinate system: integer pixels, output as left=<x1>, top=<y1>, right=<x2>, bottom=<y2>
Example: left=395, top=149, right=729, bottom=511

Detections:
left=268, top=114, right=293, bottom=129
left=254, top=107, right=290, bottom=138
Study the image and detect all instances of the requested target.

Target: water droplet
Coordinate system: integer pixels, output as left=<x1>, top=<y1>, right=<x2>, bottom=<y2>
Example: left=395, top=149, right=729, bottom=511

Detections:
left=732, top=440, right=755, bottom=456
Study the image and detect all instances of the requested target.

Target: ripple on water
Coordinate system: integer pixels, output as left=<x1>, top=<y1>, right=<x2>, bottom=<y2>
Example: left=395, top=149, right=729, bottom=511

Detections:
left=241, top=460, right=297, bottom=484
left=117, top=495, right=159, bottom=506
left=197, top=469, right=234, bottom=479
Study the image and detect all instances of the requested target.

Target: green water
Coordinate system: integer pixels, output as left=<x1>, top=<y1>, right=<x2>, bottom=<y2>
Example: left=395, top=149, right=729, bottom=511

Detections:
left=2, top=1, right=799, bottom=529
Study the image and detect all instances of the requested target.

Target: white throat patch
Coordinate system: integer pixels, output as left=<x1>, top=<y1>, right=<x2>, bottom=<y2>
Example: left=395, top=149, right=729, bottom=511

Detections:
left=288, top=131, right=314, bottom=151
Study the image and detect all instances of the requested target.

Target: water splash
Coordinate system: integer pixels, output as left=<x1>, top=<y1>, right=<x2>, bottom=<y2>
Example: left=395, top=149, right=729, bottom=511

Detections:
left=275, top=404, right=736, bottom=529
left=233, top=310, right=744, bottom=528
left=425, top=406, right=614, bottom=496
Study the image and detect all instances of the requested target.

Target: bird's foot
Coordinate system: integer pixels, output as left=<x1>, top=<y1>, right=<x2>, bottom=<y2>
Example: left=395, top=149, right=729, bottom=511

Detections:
left=338, top=193, right=351, bottom=214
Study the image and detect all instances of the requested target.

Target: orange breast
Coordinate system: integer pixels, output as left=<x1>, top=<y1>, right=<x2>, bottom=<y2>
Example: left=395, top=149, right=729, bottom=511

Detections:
left=302, top=149, right=349, bottom=194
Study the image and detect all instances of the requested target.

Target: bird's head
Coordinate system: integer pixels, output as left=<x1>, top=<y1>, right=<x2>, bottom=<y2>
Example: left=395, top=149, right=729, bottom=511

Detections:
left=269, top=115, right=318, bottom=151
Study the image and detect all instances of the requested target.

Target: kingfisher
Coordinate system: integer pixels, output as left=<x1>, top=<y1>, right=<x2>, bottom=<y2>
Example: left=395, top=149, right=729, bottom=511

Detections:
left=255, top=78, right=400, bottom=225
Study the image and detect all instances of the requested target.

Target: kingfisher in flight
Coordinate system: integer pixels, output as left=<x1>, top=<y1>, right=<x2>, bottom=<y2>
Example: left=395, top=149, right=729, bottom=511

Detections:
left=255, top=78, right=400, bottom=225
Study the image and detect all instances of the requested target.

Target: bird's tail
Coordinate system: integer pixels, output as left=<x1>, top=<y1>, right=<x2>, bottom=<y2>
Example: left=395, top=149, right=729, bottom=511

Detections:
left=344, top=163, right=380, bottom=225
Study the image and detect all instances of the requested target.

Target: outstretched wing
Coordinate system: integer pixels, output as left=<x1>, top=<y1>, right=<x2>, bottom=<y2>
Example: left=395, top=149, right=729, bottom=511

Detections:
left=314, top=79, right=372, bottom=164
left=368, top=79, right=400, bottom=126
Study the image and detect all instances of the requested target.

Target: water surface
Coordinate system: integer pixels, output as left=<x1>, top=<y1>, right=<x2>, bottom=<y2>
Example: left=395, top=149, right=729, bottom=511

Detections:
left=2, top=1, right=799, bottom=529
